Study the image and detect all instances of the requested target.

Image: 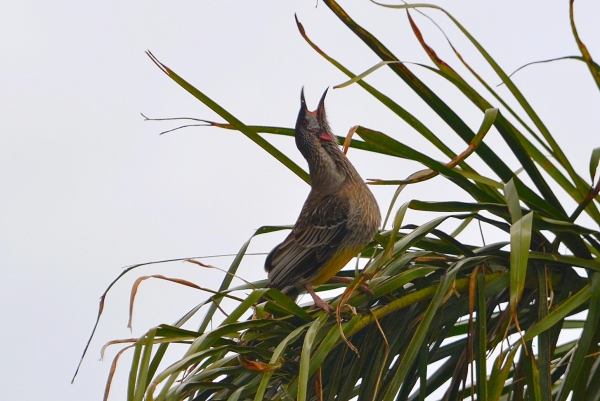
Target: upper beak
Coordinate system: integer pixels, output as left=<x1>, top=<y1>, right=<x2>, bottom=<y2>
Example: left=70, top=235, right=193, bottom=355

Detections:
left=299, top=87, right=312, bottom=119
left=300, top=87, right=308, bottom=111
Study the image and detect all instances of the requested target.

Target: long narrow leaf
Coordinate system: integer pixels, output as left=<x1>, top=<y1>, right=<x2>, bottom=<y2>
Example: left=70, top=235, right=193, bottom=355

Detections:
left=569, top=0, right=600, bottom=92
left=146, top=51, right=309, bottom=184
left=298, top=315, right=327, bottom=401
left=510, top=212, right=533, bottom=314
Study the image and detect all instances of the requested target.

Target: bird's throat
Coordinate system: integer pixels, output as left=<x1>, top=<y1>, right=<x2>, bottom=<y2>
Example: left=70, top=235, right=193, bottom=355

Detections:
left=308, top=148, right=349, bottom=192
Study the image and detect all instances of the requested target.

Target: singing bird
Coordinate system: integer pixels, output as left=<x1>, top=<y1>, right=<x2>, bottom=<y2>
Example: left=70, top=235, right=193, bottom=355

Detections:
left=264, top=89, right=381, bottom=312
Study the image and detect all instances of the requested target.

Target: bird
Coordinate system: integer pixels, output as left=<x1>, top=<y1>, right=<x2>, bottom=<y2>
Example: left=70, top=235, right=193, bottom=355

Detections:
left=264, top=88, right=381, bottom=312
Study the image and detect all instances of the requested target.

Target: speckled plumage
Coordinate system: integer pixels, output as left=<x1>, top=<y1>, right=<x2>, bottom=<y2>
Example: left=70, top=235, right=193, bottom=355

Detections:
left=264, top=89, right=381, bottom=311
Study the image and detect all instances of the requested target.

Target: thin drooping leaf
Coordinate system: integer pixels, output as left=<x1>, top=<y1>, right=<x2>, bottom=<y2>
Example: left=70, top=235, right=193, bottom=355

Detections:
left=505, top=55, right=600, bottom=83
left=146, top=51, right=309, bottom=184
left=333, top=60, right=403, bottom=88
left=569, top=0, right=600, bottom=92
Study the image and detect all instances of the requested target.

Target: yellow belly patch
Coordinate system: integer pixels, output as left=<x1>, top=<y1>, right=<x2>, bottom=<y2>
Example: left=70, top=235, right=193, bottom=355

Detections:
left=311, top=246, right=365, bottom=286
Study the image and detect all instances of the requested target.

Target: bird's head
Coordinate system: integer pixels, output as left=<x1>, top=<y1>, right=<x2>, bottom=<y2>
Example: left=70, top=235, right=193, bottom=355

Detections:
left=294, top=88, right=339, bottom=162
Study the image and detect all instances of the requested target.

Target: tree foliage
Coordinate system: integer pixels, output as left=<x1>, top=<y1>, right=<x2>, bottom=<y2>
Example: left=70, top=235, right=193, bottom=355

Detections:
left=99, top=1, right=600, bottom=400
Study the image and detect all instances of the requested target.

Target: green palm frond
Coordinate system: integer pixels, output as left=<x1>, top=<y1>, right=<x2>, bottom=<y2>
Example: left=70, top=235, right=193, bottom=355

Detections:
left=100, top=2, right=600, bottom=400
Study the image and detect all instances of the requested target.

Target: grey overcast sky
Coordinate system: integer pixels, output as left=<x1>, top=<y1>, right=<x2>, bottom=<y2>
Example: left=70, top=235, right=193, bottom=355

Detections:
left=1, top=1, right=598, bottom=400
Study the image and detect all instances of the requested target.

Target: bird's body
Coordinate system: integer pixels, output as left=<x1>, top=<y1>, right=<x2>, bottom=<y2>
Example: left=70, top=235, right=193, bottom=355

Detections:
left=265, top=89, right=380, bottom=311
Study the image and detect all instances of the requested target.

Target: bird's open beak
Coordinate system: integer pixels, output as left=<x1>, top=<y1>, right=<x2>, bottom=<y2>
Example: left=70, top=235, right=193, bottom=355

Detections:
left=300, top=87, right=329, bottom=118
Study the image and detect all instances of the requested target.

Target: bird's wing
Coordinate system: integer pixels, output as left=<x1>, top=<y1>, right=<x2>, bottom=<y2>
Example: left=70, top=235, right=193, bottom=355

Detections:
left=265, top=194, right=350, bottom=291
